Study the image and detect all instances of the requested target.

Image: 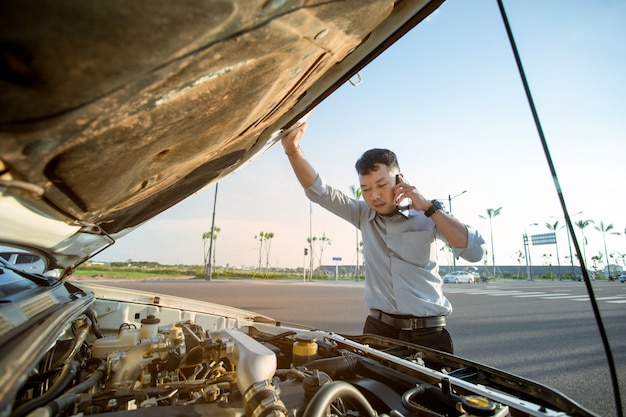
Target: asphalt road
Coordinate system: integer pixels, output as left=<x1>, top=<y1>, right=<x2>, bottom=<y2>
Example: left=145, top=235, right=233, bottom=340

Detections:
left=92, top=278, right=626, bottom=417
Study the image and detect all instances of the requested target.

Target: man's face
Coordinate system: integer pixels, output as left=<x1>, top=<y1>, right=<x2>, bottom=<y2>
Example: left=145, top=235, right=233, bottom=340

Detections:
left=359, top=163, right=398, bottom=216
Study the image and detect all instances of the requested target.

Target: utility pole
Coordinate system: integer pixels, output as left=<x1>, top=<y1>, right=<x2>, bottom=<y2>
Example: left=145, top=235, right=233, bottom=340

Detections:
left=303, top=247, right=308, bottom=281
left=308, top=201, right=313, bottom=281
left=206, top=183, right=218, bottom=281
left=523, top=234, right=532, bottom=281
left=443, top=190, right=467, bottom=269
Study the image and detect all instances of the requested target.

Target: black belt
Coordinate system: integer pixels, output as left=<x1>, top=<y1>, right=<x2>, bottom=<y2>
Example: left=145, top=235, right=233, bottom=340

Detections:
left=370, top=309, right=446, bottom=330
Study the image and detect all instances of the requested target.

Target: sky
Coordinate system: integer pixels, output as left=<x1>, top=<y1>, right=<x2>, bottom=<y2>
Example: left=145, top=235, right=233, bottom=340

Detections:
left=93, top=0, right=625, bottom=272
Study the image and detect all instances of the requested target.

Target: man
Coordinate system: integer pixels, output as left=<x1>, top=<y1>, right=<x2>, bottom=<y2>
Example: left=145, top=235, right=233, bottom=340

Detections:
left=282, top=122, right=485, bottom=353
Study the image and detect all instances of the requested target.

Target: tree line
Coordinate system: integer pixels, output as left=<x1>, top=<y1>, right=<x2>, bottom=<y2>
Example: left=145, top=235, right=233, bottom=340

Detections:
left=481, top=207, right=623, bottom=279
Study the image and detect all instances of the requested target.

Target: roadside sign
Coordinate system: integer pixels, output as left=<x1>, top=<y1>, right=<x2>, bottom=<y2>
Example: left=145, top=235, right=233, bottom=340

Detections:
left=531, top=233, right=556, bottom=245
left=332, top=257, right=342, bottom=280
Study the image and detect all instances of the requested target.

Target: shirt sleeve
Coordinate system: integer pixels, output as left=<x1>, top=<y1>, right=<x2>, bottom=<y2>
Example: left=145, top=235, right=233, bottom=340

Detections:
left=450, top=225, right=486, bottom=262
left=304, top=175, right=361, bottom=227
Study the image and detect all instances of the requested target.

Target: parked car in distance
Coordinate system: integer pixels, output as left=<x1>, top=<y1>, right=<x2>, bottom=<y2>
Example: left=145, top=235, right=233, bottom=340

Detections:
left=619, top=273, right=626, bottom=283
left=443, top=270, right=475, bottom=283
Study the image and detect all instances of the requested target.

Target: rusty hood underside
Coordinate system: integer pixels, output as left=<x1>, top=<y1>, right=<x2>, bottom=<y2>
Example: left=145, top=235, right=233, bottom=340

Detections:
left=0, top=0, right=443, bottom=269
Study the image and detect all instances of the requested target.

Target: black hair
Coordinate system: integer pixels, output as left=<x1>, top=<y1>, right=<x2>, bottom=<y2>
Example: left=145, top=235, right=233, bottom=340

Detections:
left=355, top=148, right=400, bottom=175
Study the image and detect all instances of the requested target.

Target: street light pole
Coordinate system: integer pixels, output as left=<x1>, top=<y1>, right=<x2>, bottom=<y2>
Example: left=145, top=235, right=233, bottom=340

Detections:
left=565, top=227, right=575, bottom=279
left=444, top=190, right=467, bottom=269
left=523, top=223, right=537, bottom=281
left=523, top=233, right=532, bottom=281
left=308, top=201, right=313, bottom=282
left=447, top=190, right=467, bottom=216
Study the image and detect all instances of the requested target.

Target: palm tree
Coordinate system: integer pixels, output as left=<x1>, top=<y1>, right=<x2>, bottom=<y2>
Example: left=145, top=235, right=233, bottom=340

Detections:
left=254, top=232, right=265, bottom=272
left=316, top=233, right=332, bottom=275
left=542, top=253, right=554, bottom=280
left=210, top=227, right=221, bottom=265
left=202, top=232, right=210, bottom=275
left=440, top=245, right=453, bottom=270
left=545, top=221, right=561, bottom=279
left=590, top=252, right=603, bottom=278
left=479, top=207, right=502, bottom=278
left=358, top=240, right=364, bottom=280
left=616, top=252, right=626, bottom=273
left=574, top=219, right=593, bottom=268
left=253, top=231, right=275, bottom=277
left=594, top=221, right=620, bottom=279
left=514, top=250, right=525, bottom=279
left=264, top=232, right=275, bottom=271
left=349, top=185, right=362, bottom=280
left=202, top=227, right=220, bottom=276
left=306, top=236, right=317, bottom=281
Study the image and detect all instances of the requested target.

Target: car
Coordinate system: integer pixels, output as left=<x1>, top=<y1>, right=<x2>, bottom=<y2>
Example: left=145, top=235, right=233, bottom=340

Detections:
left=443, top=270, right=475, bottom=283
left=0, top=251, right=45, bottom=274
left=0, top=2, right=616, bottom=417
left=620, top=273, right=626, bottom=283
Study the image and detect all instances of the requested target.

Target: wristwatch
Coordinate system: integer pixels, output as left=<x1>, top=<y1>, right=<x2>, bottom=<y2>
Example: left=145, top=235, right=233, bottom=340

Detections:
left=424, top=200, right=443, bottom=217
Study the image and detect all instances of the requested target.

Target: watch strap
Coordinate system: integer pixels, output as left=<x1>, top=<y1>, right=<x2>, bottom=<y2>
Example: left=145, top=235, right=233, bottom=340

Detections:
left=424, top=200, right=442, bottom=217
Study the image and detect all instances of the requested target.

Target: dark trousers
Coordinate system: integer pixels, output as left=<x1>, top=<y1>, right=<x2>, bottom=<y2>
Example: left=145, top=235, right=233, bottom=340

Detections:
left=363, top=314, right=454, bottom=354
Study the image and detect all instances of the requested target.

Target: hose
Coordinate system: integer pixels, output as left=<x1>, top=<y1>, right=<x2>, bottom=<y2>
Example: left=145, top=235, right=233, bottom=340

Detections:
left=11, top=319, right=92, bottom=417
left=302, top=381, right=377, bottom=417
left=10, top=361, right=79, bottom=417
left=43, top=362, right=107, bottom=417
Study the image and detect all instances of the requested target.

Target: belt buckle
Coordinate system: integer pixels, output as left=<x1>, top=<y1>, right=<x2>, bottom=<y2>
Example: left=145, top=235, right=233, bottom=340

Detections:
left=401, top=317, right=420, bottom=331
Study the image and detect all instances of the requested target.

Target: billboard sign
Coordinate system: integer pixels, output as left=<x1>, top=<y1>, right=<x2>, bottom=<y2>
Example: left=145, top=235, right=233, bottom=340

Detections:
left=531, top=233, right=557, bottom=245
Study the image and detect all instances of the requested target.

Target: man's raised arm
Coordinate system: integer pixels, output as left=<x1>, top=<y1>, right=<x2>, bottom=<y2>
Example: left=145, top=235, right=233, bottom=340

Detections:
left=281, top=122, right=318, bottom=189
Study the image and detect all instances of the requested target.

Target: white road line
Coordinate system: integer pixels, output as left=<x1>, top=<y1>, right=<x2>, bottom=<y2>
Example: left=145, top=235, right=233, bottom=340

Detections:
left=487, top=291, right=523, bottom=297
left=525, top=293, right=571, bottom=297
left=513, top=292, right=548, bottom=297
left=591, top=296, right=626, bottom=301
left=465, top=291, right=525, bottom=295
left=543, top=295, right=589, bottom=299
left=444, top=287, right=622, bottom=305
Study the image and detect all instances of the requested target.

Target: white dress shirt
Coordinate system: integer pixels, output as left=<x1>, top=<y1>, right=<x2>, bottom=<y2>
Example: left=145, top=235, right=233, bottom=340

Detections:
left=305, top=176, right=485, bottom=317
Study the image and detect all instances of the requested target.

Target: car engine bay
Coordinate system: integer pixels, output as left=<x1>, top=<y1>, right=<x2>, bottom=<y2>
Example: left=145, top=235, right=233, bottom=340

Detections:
left=0, top=282, right=597, bottom=417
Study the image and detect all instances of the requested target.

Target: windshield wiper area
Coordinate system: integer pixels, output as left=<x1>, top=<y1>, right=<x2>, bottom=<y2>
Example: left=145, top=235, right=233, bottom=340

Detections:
left=0, top=261, right=55, bottom=287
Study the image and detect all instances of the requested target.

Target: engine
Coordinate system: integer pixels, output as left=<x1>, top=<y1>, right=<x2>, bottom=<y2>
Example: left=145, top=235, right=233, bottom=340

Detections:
left=9, top=309, right=511, bottom=417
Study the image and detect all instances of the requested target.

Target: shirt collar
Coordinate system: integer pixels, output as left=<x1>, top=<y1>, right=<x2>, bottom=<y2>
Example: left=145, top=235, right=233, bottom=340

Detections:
left=367, top=209, right=413, bottom=222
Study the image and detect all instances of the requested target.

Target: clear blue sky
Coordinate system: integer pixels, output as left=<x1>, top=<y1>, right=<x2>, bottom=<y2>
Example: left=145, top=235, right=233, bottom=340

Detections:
left=95, top=0, right=625, bottom=271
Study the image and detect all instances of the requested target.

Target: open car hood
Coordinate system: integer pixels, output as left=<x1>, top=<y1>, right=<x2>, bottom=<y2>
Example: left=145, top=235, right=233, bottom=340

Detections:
left=0, top=0, right=444, bottom=271
left=0, top=4, right=612, bottom=416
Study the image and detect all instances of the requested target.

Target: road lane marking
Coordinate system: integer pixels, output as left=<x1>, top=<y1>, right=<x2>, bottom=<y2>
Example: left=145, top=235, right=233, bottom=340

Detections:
left=443, top=286, right=622, bottom=305
left=465, top=291, right=525, bottom=295
left=520, top=293, right=571, bottom=298
left=542, top=295, right=590, bottom=299
left=591, top=296, right=626, bottom=301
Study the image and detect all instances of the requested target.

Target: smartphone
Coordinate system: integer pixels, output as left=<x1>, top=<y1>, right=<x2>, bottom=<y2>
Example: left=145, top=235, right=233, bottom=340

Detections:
left=395, top=174, right=411, bottom=218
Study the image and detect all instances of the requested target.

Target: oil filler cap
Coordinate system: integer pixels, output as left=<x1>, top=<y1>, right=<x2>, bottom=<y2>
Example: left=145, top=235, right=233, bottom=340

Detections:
left=461, top=395, right=497, bottom=416
left=141, top=314, right=160, bottom=324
